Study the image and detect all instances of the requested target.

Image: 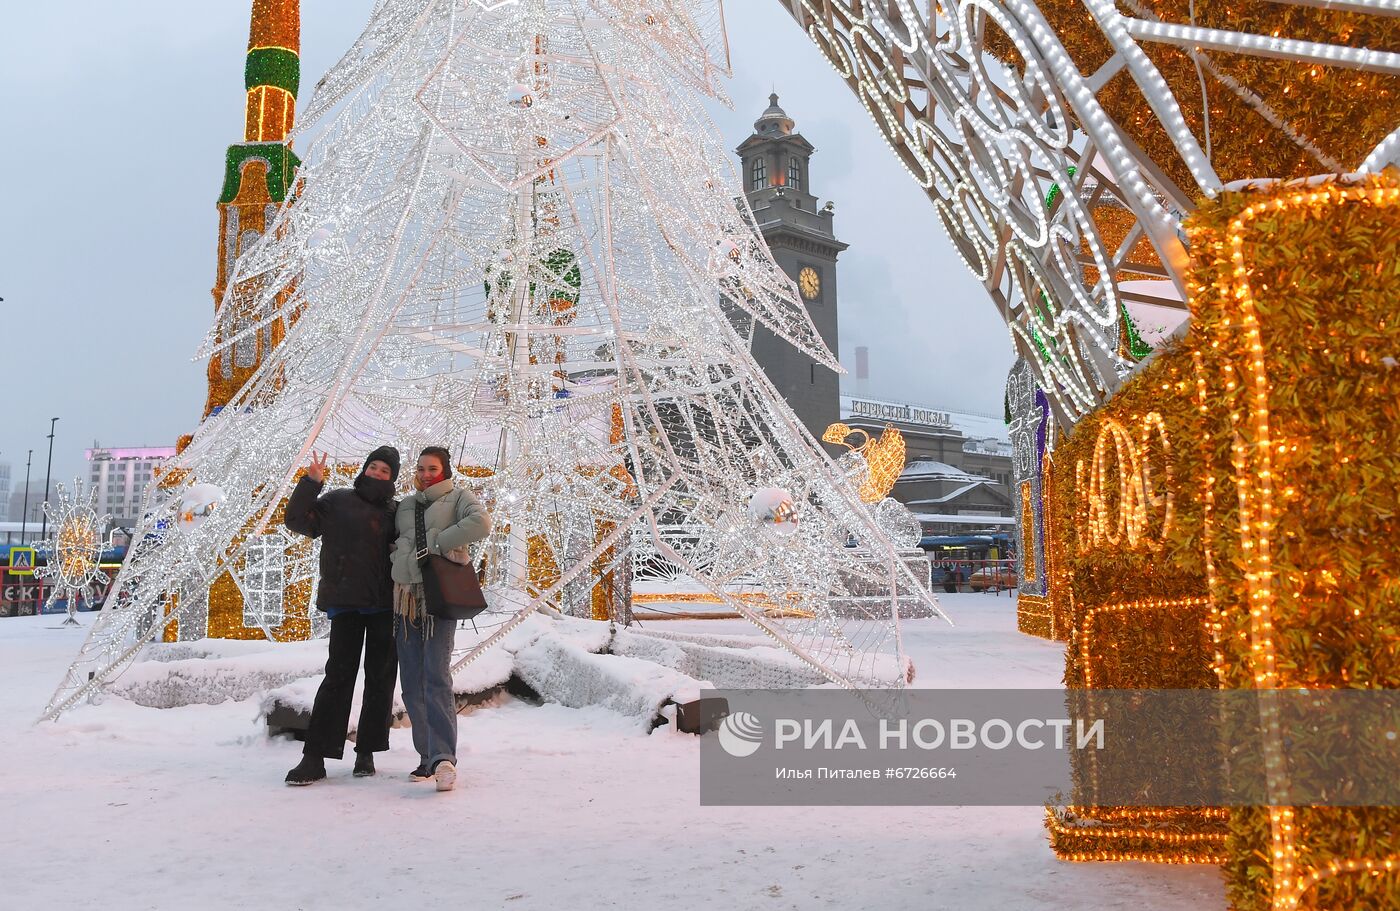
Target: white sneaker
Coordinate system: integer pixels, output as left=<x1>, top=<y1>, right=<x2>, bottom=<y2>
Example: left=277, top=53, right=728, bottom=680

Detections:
left=434, top=760, right=457, bottom=792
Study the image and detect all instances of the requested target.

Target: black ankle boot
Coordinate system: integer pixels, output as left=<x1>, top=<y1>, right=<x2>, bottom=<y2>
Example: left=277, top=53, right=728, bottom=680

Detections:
left=285, top=754, right=326, bottom=786
left=353, top=752, right=376, bottom=777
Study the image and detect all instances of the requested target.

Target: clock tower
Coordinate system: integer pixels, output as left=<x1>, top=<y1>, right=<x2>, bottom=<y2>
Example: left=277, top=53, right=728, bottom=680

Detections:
left=736, top=94, right=848, bottom=441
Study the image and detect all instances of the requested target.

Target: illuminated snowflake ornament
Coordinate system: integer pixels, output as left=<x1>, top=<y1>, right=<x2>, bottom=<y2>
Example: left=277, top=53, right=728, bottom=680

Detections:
left=35, top=481, right=111, bottom=628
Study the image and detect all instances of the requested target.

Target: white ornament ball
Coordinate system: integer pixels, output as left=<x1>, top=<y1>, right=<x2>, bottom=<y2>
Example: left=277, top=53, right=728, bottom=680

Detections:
left=708, top=239, right=743, bottom=272
left=748, top=487, right=799, bottom=537
left=507, top=83, right=534, bottom=108
left=873, top=497, right=922, bottom=549
left=178, top=484, right=227, bottom=531
left=307, top=225, right=335, bottom=249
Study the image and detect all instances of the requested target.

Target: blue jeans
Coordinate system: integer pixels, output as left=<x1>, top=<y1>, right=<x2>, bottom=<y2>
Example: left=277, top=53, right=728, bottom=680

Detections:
left=395, top=618, right=458, bottom=768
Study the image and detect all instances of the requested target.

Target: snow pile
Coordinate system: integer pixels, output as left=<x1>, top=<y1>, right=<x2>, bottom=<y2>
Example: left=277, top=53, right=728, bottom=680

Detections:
left=263, top=641, right=518, bottom=736
left=497, top=610, right=614, bottom=654
left=106, top=609, right=916, bottom=737
left=612, top=627, right=827, bottom=689
left=109, top=639, right=329, bottom=709
left=512, top=633, right=700, bottom=732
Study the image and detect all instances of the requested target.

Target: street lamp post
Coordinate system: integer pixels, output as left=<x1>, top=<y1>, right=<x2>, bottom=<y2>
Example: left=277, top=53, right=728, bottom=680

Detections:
left=40, top=417, right=58, bottom=542
left=20, top=449, right=33, bottom=543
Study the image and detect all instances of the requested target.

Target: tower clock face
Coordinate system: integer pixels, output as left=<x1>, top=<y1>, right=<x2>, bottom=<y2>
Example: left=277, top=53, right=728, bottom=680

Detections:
left=798, top=266, right=821, bottom=301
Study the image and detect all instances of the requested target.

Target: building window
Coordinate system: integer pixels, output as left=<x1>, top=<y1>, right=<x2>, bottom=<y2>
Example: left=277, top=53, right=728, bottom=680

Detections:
left=788, top=156, right=802, bottom=191
left=751, top=157, right=767, bottom=190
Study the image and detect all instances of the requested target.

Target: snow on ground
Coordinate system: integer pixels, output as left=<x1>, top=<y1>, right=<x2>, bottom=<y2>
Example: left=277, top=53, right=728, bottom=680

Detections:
left=0, top=594, right=1225, bottom=910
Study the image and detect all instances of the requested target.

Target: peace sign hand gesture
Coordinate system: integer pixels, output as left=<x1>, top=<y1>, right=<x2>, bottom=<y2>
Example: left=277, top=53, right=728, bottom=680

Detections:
left=306, top=451, right=330, bottom=484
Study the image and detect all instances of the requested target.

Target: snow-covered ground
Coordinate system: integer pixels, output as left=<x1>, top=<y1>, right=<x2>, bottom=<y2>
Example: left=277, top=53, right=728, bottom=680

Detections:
left=0, top=594, right=1225, bottom=910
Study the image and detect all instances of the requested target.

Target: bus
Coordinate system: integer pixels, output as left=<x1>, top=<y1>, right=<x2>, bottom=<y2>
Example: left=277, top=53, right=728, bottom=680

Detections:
left=918, top=533, right=1015, bottom=592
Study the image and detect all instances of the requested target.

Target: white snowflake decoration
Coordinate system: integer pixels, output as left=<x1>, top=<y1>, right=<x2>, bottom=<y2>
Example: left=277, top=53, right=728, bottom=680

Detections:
left=35, top=481, right=111, bottom=627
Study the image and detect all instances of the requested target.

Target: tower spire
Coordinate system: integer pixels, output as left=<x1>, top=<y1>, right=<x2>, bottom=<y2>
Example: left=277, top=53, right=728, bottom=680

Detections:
left=197, top=0, right=303, bottom=429
left=244, top=0, right=301, bottom=142
left=754, top=92, right=794, bottom=137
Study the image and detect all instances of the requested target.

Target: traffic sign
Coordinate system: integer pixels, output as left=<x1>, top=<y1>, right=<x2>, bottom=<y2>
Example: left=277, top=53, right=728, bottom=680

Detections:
left=7, top=547, right=36, bottom=576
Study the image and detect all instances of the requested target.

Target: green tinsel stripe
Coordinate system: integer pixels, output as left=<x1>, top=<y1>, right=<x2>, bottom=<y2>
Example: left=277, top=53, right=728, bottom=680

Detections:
left=1122, top=304, right=1154, bottom=359
left=245, top=47, right=300, bottom=97
left=1044, top=165, right=1077, bottom=210
left=1041, top=169, right=1156, bottom=360
left=219, top=143, right=302, bottom=204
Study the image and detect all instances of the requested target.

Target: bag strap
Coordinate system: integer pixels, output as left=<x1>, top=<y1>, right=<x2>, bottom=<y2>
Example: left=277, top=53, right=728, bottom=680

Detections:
left=414, top=498, right=429, bottom=565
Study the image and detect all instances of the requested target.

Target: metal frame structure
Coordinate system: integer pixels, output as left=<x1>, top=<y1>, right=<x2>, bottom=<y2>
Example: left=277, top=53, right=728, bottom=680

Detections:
left=773, top=0, right=1400, bottom=430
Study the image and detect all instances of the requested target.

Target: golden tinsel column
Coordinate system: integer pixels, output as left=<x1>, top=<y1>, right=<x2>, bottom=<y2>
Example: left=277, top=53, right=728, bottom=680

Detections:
left=1045, top=344, right=1226, bottom=864
left=1045, top=173, right=1400, bottom=909
left=167, top=0, right=309, bottom=643
left=1187, top=175, right=1400, bottom=911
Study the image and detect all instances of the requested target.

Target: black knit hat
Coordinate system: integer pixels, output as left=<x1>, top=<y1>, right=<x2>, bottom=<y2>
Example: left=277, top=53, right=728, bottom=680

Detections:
left=363, top=445, right=401, bottom=481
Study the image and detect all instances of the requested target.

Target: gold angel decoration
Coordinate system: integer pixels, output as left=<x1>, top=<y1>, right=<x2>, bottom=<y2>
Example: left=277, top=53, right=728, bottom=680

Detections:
left=822, top=422, right=906, bottom=504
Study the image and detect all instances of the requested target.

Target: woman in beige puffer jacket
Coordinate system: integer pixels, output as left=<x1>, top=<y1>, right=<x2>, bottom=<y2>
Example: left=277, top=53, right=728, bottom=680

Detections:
left=390, top=446, right=491, bottom=792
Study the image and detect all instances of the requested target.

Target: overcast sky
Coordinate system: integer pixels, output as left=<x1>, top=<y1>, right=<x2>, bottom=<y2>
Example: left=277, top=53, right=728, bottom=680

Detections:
left=0, top=1, right=1011, bottom=486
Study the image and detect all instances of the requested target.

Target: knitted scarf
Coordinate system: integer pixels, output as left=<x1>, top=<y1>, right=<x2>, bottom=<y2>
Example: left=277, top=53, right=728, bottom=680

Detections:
left=393, top=581, right=434, bottom=637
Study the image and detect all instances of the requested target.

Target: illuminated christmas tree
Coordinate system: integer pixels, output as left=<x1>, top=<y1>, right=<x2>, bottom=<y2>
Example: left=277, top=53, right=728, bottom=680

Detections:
left=46, top=0, right=942, bottom=721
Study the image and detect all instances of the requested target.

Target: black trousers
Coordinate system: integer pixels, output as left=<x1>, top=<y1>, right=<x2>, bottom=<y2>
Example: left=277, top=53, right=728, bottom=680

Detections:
left=304, top=611, right=397, bottom=759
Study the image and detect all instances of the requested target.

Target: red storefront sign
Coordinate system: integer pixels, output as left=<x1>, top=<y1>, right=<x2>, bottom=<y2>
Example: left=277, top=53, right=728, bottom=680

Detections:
left=0, top=566, right=119, bottom=617
left=1, top=570, right=46, bottom=617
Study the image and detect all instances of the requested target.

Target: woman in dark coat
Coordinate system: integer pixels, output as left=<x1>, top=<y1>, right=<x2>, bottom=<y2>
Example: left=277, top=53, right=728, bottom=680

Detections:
left=282, top=445, right=401, bottom=785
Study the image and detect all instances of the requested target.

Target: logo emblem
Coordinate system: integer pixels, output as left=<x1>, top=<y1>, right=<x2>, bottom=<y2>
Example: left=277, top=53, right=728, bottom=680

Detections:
left=717, top=711, right=764, bottom=758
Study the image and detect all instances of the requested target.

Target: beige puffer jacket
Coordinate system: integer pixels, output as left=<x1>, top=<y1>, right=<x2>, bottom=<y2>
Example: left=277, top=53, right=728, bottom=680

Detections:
left=390, top=479, right=492, bottom=586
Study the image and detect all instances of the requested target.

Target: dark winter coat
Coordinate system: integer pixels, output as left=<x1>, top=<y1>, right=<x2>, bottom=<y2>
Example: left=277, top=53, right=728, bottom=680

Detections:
left=284, top=476, right=398, bottom=612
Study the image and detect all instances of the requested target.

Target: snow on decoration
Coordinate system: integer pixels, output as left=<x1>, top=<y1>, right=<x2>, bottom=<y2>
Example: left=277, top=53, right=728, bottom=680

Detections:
left=44, top=0, right=943, bottom=722
left=111, top=643, right=330, bottom=709
left=177, top=484, right=226, bottom=531
left=747, top=487, right=799, bottom=538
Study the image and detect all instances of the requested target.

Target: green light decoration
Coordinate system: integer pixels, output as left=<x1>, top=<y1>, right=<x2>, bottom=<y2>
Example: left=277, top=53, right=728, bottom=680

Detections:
left=1123, top=308, right=1153, bottom=359
left=218, top=143, right=302, bottom=204
left=245, top=46, right=301, bottom=97
left=484, top=247, right=583, bottom=305
left=1044, top=165, right=1077, bottom=210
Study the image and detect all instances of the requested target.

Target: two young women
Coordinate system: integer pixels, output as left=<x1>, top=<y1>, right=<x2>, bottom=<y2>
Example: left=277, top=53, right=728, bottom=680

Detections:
left=282, top=446, right=491, bottom=790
